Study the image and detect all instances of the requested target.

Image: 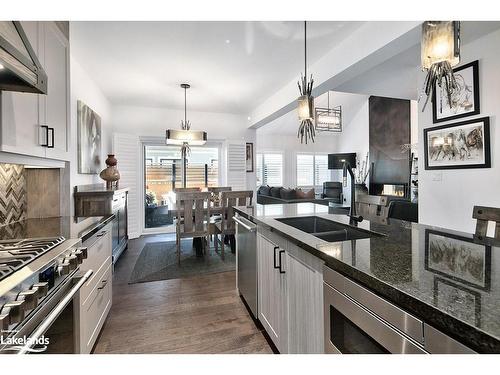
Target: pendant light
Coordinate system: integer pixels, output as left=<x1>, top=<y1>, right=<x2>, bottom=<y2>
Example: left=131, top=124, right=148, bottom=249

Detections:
left=420, top=21, right=461, bottom=112
left=297, top=21, right=315, bottom=144
left=315, top=91, right=342, bottom=132
left=165, top=83, right=207, bottom=156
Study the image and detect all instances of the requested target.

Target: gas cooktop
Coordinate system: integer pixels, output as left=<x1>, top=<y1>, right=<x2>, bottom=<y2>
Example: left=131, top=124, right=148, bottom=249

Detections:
left=0, top=237, right=65, bottom=281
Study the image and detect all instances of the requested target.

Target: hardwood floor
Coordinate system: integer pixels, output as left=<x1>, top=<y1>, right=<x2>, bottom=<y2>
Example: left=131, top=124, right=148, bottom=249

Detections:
left=93, top=233, right=273, bottom=354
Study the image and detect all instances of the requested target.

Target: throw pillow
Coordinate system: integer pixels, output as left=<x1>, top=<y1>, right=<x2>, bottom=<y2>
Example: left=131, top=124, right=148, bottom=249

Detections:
left=270, top=187, right=282, bottom=198
left=296, top=188, right=315, bottom=199
left=280, top=188, right=296, bottom=200
left=258, top=185, right=271, bottom=196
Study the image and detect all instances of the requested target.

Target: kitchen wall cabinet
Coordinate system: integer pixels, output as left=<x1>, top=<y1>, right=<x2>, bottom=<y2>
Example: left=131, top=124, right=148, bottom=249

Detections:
left=0, top=21, right=70, bottom=161
left=257, top=226, right=324, bottom=354
left=257, top=233, right=288, bottom=353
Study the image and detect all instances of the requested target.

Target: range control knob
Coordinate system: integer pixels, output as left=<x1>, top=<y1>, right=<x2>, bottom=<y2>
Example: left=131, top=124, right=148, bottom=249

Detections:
left=65, top=255, right=78, bottom=270
left=76, top=247, right=88, bottom=259
left=72, top=250, right=84, bottom=264
left=17, top=288, right=39, bottom=310
left=1, top=300, right=25, bottom=324
left=32, top=282, right=49, bottom=298
left=0, top=313, right=10, bottom=331
left=58, top=262, right=71, bottom=275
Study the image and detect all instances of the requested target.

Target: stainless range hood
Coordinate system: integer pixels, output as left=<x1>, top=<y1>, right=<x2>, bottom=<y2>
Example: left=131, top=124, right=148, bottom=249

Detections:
left=0, top=21, right=47, bottom=94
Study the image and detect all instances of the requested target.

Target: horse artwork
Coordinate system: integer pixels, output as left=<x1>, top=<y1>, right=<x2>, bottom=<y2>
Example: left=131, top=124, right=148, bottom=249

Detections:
left=424, top=117, right=491, bottom=170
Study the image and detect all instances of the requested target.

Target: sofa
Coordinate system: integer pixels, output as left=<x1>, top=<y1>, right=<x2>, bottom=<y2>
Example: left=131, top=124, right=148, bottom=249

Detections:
left=257, top=185, right=341, bottom=206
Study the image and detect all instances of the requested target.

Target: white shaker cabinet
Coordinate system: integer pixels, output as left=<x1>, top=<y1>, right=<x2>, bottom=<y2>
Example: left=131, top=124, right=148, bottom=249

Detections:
left=42, top=22, right=70, bottom=160
left=0, top=21, right=70, bottom=161
left=257, top=233, right=288, bottom=353
left=0, top=21, right=45, bottom=158
left=286, top=243, right=324, bottom=353
left=257, top=227, right=324, bottom=354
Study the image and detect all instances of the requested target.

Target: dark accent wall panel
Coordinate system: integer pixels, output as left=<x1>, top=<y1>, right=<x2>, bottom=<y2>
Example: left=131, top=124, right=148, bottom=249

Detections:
left=369, top=96, right=410, bottom=193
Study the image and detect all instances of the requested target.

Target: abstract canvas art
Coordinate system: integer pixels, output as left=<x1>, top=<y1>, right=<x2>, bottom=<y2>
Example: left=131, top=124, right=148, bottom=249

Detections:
left=432, top=60, right=480, bottom=123
left=424, top=117, right=490, bottom=170
left=246, top=143, right=254, bottom=172
left=77, top=100, right=102, bottom=174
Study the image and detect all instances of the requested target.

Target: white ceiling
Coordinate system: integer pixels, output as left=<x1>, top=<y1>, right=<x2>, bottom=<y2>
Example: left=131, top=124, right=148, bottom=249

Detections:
left=70, top=21, right=364, bottom=114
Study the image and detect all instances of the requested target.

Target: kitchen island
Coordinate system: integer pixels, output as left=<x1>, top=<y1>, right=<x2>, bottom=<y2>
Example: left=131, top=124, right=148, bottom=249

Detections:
left=234, top=203, right=500, bottom=353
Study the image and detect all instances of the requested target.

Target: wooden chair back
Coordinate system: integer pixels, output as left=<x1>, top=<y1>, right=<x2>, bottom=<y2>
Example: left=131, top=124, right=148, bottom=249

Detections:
left=174, top=187, right=201, bottom=193
left=473, top=206, right=500, bottom=240
left=208, top=186, right=232, bottom=207
left=175, top=191, right=211, bottom=237
left=220, top=190, right=253, bottom=233
left=356, top=195, right=388, bottom=218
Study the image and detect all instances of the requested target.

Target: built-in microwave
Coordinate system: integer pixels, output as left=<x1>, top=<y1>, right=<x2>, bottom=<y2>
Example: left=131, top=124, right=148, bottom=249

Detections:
left=323, top=265, right=475, bottom=354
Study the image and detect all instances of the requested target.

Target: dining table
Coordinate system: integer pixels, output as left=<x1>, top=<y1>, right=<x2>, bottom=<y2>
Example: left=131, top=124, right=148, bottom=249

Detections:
left=165, top=191, right=233, bottom=256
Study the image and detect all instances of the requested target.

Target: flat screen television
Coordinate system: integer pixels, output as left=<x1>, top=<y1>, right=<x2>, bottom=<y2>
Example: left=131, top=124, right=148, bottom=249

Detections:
left=328, top=153, right=356, bottom=170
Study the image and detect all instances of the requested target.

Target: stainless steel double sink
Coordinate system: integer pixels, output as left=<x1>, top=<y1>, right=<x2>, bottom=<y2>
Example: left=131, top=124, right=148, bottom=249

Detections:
left=275, top=216, right=384, bottom=242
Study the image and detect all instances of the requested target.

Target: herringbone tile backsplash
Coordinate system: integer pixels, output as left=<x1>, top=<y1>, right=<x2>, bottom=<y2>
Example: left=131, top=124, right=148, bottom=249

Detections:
left=0, top=164, right=27, bottom=226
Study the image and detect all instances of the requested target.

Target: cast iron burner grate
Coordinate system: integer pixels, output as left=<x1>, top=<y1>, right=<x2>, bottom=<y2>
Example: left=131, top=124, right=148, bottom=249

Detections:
left=0, top=237, right=65, bottom=281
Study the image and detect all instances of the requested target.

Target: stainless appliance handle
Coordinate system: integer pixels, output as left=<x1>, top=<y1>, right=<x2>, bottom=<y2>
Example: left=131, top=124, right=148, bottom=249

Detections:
left=16, top=270, right=93, bottom=355
left=233, top=216, right=256, bottom=232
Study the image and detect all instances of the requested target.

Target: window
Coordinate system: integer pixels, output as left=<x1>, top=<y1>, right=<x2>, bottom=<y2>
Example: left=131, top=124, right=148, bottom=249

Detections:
left=296, top=154, right=330, bottom=187
left=256, top=153, right=283, bottom=186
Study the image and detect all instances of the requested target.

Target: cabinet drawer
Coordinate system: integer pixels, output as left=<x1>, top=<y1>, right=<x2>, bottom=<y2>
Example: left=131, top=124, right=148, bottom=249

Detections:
left=258, top=226, right=287, bottom=249
left=80, top=229, right=112, bottom=300
left=80, top=263, right=112, bottom=354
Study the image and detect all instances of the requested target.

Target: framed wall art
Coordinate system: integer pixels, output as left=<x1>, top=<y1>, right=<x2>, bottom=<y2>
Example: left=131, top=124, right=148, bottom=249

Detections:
left=432, top=60, right=480, bottom=124
left=424, top=117, right=490, bottom=170
left=246, top=142, right=254, bottom=172
left=77, top=100, right=102, bottom=174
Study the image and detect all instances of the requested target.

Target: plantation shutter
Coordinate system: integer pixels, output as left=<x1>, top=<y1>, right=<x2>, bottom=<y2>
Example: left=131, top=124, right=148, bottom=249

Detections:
left=314, top=155, right=329, bottom=186
left=296, top=154, right=314, bottom=187
left=263, top=153, right=283, bottom=186
left=113, top=133, right=140, bottom=239
left=226, top=141, right=246, bottom=190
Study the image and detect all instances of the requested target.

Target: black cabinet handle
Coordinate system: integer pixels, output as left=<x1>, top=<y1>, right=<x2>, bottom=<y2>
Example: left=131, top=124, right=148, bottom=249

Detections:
left=273, top=246, right=279, bottom=269
left=40, top=125, right=49, bottom=147
left=278, top=250, right=285, bottom=274
left=47, top=127, right=54, bottom=148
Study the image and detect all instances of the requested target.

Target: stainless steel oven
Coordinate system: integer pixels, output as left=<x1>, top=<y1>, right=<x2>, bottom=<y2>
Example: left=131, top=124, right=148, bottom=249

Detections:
left=323, top=266, right=476, bottom=354
left=0, top=238, right=93, bottom=354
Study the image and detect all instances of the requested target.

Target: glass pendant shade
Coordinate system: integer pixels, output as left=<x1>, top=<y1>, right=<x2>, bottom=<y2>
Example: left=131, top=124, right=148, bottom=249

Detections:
left=315, top=106, right=342, bottom=132
left=421, top=21, right=460, bottom=70
left=298, top=95, right=314, bottom=121
left=165, top=129, right=207, bottom=146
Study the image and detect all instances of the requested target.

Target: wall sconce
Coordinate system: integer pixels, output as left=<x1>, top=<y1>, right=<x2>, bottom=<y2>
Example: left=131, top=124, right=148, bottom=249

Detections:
left=420, top=21, right=461, bottom=111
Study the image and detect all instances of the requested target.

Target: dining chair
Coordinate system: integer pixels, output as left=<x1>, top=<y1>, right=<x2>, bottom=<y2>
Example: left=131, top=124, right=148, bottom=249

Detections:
left=473, top=205, right=500, bottom=240
left=211, top=190, right=253, bottom=260
left=174, top=191, right=211, bottom=265
left=207, top=186, right=232, bottom=207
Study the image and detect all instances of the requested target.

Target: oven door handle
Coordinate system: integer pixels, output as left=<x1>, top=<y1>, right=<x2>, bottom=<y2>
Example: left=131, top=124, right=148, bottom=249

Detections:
left=16, top=270, right=93, bottom=355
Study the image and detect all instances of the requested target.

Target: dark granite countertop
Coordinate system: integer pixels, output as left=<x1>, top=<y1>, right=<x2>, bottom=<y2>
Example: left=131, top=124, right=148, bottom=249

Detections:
left=234, top=203, right=500, bottom=353
left=0, top=215, right=114, bottom=242
left=74, top=184, right=129, bottom=196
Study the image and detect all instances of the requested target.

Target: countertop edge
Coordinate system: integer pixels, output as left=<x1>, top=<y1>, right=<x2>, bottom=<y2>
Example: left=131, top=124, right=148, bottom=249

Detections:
left=234, top=206, right=500, bottom=353
left=79, top=215, right=115, bottom=242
